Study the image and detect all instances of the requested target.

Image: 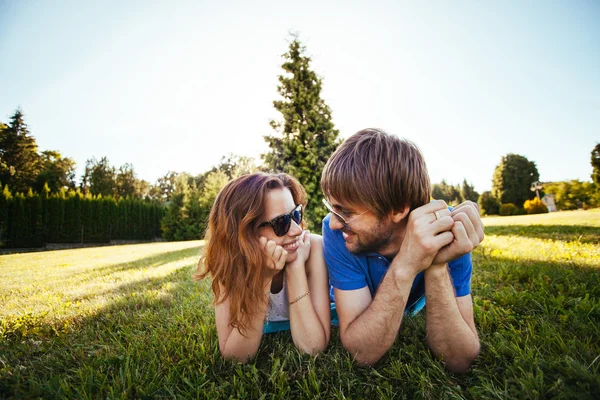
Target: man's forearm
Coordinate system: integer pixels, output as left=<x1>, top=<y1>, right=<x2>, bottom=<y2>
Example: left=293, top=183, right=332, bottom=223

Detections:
left=424, top=264, right=480, bottom=373
left=342, top=267, right=416, bottom=365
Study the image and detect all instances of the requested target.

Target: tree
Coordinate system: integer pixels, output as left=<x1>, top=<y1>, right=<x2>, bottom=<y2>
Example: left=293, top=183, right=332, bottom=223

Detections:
left=149, top=171, right=178, bottom=202
left=591, top=143, right=600, bottom=187
left=478, top=191, right=500, bottom=215
left=0, top=109, right=42, bottom=193
left=544, top=180, right=597, bottom=210
left=492, top=154, right=539, bottom=207
left=200, top=170, right=230, bottom=209
left=461, top=179, right=480, bottom=202
left=81, top=157, right=116, bottom=197
left=263, top=36, right=341, bottom=231
left=115, top=163, right=138, bottom=199
left=216, top=153, right=258, bottom=180
left=35, top=150, right=77, bottom=193
left=432, top=180, right=462, bottom=205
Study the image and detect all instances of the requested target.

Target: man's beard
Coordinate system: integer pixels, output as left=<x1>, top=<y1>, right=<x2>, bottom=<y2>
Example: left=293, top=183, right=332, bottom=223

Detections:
left=344, top=218, right=394, bottom=255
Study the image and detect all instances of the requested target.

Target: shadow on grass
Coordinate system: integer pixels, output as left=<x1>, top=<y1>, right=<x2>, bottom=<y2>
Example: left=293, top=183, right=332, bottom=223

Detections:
left=50, top=246, right=202, bottom=290
left=0, top=264, right=215, bottom=398
left=484, top=225, right=600, bottom=244
left=1, top=249, right=599, bottom=399
left=88, top=246, right=202, bottom=275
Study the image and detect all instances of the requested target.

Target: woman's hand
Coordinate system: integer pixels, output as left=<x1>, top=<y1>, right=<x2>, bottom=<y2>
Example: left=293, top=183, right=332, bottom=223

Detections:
left=287, top=230, right=311, bottom=269
left=259, top=236, right=288, bottom=277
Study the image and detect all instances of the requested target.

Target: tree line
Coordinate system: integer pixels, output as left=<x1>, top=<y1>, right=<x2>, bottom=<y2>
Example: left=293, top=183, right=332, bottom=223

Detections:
left=477, top=149, right=600, bottom=216
left=2, top=35, right=599, bottom=247
left=0, top=188, right=163, bottom=248
left=0, top=36, right=341, bottom=248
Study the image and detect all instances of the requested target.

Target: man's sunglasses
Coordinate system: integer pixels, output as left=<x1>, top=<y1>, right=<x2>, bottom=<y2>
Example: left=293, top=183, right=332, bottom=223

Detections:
left=322, top=198, right=370, bottom=229
left=258, top=204, right=303, bottom=237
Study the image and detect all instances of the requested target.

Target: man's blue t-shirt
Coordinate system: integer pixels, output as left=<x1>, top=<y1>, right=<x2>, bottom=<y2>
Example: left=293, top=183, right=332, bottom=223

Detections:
left=322, top=214, right=472, bottom=314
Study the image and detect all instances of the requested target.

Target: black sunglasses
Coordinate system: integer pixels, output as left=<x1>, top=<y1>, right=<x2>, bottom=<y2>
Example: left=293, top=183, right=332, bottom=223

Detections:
left=258, top=204, right=303, bottom=236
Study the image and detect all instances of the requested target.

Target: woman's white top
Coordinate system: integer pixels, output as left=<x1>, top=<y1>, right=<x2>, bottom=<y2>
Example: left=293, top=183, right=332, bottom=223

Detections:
left=266, top=272, right=289, bottom=322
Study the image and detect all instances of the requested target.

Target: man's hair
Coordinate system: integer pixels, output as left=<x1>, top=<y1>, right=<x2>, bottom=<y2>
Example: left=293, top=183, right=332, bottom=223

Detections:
left=321, top=128, right=431, bottom=215
left=194, top=172, right=307, bottom=335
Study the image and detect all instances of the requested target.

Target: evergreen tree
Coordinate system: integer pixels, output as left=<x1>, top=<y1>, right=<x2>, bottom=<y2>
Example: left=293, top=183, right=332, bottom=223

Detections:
left=0, top=109, right=42, bottom=194
left=432, top=180, right=463, bottom=205
left=184, top=180, right=206, bottom=239
left=492, top=154, right=539, bottom=207
left=263, top=36, right=341, bottom=230
left=199, top=170, right=230, bottom=210
left=460, top=179, right=480, bottom=202
left=0, top=184, right=12, bottom=245
left=161, top=173, right=190, bottom=241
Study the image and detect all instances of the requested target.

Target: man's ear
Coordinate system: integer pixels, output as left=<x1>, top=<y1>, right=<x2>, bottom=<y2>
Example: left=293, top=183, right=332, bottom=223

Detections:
left=390, top=206, right=410, bottom=223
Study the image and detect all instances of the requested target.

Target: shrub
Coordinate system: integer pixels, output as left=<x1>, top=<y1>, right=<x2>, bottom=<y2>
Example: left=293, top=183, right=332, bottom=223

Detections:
left=524, top=197, right=549, bottom=214
left=499, top=203, right=518, bottom=216
left=478, top=191, right=500, bottom=215
left=513, top=207, right=527, bottom=215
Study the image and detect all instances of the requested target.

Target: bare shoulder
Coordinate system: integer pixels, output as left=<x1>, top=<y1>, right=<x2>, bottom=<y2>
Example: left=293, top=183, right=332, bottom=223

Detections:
left=309, top=233, right=323, bottom=248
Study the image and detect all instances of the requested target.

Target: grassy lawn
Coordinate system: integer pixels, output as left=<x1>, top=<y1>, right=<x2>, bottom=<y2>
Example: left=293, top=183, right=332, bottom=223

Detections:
left=1, top=210, right=599, bottom=399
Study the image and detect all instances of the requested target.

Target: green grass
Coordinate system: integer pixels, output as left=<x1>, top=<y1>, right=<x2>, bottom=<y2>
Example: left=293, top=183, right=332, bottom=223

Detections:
left=1, top=210, right=599, bottom=399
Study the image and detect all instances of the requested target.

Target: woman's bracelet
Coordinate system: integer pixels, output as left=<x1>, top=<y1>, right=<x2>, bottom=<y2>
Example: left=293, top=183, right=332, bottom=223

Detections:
left=289, top=291, right=310, bottom=306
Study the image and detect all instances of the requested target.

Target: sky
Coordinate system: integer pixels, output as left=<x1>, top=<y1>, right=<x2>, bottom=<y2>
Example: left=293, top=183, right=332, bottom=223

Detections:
left=1, top=0, right=599, bottom=193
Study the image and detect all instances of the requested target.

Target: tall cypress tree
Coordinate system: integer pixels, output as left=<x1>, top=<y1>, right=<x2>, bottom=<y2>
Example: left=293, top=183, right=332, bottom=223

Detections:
left=263, top=36, right=341, bottom=231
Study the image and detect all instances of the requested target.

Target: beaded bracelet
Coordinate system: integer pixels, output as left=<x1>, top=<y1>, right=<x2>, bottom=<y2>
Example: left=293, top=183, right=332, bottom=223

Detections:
left=289, top=291, right=310, bottom=306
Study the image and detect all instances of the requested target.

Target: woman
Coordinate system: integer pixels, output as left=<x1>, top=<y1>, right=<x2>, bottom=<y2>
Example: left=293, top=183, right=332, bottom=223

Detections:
left=195, top=172, right=331, bottom=362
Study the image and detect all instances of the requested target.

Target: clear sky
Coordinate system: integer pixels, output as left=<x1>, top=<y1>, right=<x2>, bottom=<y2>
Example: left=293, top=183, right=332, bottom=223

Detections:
left=1, top=0, right=598, bottom=193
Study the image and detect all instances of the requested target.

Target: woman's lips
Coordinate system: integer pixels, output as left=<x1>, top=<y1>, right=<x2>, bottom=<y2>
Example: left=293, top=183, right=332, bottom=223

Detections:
left=283, top=239, right=299, bottom=251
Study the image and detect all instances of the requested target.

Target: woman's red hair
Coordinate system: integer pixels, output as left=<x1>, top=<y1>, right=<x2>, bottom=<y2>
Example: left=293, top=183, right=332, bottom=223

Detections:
left=194, top=172, right=307, bottom=335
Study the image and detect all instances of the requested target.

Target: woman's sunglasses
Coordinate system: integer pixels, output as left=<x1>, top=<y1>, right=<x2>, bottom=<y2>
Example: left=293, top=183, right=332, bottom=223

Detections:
left=258, top=204, right=303, bottom=237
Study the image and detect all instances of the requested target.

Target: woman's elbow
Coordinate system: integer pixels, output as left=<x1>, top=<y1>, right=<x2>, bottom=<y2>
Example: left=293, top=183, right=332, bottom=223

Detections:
left=294, top=334, right=329, bottom=355
left=220, top=346, right=257, bottom=364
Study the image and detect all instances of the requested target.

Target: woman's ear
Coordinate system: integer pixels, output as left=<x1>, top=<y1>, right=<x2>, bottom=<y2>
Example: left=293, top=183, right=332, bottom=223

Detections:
left=390, top=206, right=410, bottom=223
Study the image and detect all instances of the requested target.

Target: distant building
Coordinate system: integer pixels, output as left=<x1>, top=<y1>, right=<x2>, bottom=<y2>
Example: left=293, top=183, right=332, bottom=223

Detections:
left=542, top=194, right=557, bottom=212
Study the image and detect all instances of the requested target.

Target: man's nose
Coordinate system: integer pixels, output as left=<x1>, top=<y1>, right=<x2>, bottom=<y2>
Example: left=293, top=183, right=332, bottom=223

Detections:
left=328, top=214, right=344, bottom=231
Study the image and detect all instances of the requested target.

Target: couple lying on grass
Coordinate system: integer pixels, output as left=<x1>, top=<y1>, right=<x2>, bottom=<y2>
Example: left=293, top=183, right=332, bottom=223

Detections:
left=195, top=128, right=484, bottom=373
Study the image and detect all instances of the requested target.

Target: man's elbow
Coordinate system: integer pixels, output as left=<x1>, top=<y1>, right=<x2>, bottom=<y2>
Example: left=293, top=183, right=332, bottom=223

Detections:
left=341, top=335, right=384, bottom=366
left=443, top=342, right=480, bottom=374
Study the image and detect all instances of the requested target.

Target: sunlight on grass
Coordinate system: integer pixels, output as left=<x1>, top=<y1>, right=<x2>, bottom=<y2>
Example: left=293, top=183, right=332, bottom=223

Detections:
left=483, top=209, right=600, bottom=227
left=1, top=212, right=599, bottom=398
left=480, top=210, right=600, bottom=268
left=480, top=235, right=599, bottom=267
left=0, top=241, right=204, bottom=324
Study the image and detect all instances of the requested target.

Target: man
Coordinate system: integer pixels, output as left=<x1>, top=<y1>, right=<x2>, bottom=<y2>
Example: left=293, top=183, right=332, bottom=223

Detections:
left=321, top=128, right=483, bottom=372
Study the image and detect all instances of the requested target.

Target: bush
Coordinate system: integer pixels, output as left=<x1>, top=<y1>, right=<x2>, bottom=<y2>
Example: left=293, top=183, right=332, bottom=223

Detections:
left=499, top=203, right=518, bottom=216
left=513, top=207, right=527, bottom=215
left=524, top=197, right=549, bottom=214
left=478, top=191, right=500, bottom=215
